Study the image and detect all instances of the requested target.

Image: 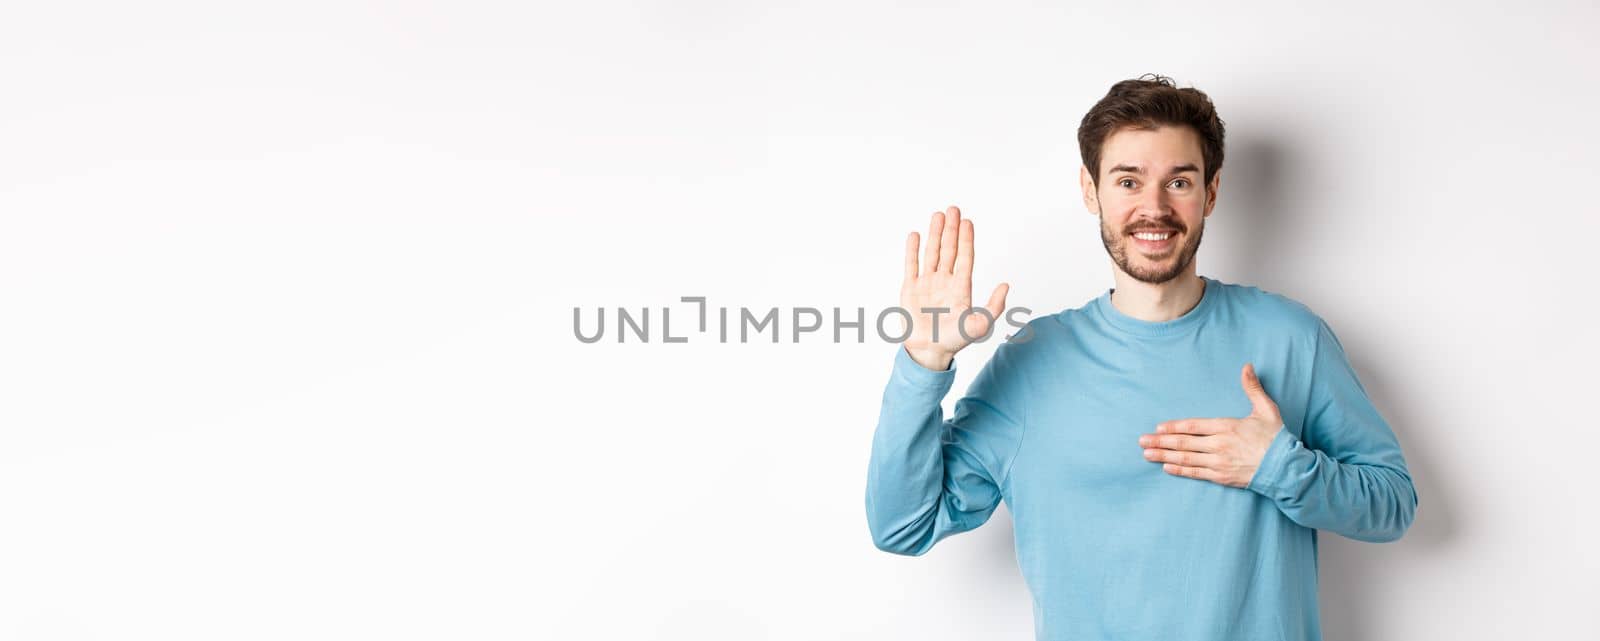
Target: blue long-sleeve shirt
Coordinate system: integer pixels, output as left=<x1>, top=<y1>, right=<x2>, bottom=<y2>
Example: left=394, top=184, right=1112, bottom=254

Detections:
left=864, top=275, right=1418, bottom=641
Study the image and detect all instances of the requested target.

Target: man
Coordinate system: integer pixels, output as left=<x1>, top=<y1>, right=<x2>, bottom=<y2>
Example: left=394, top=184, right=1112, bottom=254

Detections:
left=863, top=74, right=1418, bottom=641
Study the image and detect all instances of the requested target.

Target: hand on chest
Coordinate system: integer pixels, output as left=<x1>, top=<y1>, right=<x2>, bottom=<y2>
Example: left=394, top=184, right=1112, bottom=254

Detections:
left=1018, top=358, right=1291, bottom=492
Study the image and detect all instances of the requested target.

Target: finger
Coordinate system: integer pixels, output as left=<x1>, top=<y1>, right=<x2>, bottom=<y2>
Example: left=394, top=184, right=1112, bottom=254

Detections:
left=1142, top=433, right=1219, bottom=453
left=923, top=212, right=942, bottom=275
left=985, top=282, right=1010, bottom=322
left=1156, top=418, right=1230, bottom=435
left=1240, top=363, right=1279, bottom=415
left=953, top=218, right=973, bottom=277
left=1162, top=463, right=1224, bottom=482
left=1143, top=448, right=1223, bottom=469
left=904, top=232, right=920, bottom=283
left=937, top=205, right=960, bottom=273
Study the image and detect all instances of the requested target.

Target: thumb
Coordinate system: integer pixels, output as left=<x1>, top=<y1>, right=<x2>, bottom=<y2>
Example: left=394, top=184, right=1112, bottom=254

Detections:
left=1240, top=362, right=1278, bottom=416
left=984, top=282, right=1010, bottom=323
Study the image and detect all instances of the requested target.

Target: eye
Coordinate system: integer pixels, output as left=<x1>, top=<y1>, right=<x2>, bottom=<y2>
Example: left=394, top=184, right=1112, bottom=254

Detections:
left=1169, top=178, right=1190, bottom=189
left=1118, top=178, right=1136, bottom=189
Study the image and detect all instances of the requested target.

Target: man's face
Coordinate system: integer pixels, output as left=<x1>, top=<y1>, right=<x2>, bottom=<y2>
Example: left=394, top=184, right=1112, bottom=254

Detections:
left=1080, top=124, right=1219, bottom=284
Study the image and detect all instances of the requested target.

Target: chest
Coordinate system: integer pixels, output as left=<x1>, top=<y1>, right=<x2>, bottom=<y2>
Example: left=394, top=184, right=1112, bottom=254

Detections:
left=1006, top=337, right=1302, bottom=503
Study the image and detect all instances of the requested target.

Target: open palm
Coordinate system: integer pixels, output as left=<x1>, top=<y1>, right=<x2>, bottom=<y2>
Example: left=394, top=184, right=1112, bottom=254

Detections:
left=900, top=205, right=1010, bottom=371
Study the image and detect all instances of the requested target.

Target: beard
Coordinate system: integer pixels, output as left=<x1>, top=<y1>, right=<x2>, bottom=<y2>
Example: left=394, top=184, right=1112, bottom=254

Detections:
left=1098, top=210, right=1205, bottom=285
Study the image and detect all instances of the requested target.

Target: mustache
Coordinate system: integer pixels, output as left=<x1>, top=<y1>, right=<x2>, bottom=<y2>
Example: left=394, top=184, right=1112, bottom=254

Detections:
left=1123, top=221, right=1186, bottom=234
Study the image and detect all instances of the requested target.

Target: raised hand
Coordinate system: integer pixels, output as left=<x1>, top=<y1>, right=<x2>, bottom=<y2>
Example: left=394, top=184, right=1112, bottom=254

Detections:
left=899, top=205, right=1010, bottom=371
left=1136, top=363, right=1286, bottom=488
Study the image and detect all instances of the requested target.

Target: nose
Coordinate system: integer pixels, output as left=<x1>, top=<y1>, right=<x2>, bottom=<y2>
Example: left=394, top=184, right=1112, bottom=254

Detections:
left=1135, top=186, right=1169, bottom=218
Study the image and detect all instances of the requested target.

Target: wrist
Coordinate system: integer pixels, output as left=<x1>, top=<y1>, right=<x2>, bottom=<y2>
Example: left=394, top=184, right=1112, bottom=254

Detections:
left=904, top=345, right=955, bottom=371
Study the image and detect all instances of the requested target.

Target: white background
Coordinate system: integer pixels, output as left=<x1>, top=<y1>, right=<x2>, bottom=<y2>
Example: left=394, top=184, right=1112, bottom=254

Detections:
left=3, top=1, right=1596, bottom=639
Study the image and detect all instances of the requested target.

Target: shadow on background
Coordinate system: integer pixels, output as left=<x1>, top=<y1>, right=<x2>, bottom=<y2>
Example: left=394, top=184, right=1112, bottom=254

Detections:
left=1217, top=134, right=1293, bottom=287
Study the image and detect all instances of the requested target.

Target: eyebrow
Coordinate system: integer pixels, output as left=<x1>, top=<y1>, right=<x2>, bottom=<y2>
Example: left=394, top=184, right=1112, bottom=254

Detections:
left=1107, top=163, right=1200, bottom=176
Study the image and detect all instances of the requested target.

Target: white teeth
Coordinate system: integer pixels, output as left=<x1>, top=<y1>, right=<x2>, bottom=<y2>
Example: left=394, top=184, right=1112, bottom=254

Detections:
left=1133, top=232, right=1172, bottom=241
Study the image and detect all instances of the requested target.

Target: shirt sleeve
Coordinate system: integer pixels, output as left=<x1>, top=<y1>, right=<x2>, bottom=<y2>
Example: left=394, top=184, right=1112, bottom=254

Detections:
left=864, top=342, right=1028, bottom=556
left=1245, top=318, right=1420, bottom=543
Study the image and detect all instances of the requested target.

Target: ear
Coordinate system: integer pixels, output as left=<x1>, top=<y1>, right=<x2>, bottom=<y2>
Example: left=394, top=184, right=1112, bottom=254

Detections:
left=1203, top=169, right=1221, bottom=218
left=1079, top=165, right=1099, bottom=215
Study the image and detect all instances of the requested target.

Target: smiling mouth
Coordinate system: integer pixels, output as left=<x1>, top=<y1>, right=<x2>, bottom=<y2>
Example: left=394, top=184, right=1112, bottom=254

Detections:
left=1128, top=228, right=1179, bottom=253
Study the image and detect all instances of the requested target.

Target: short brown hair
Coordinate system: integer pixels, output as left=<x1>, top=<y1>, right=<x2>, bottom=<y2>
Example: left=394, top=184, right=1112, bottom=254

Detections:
left=1078, top=73, right=1226, bottom=190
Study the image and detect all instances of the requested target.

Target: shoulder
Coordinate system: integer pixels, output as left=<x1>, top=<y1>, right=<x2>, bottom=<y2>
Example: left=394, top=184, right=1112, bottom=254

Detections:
left=986, top=293, right=1114, bottom=374
left=1213, top=278, right=1328, bottom=342
left=980, top=309, right=1078, bottom=373
left=991, top=314, right=1057, bottom=362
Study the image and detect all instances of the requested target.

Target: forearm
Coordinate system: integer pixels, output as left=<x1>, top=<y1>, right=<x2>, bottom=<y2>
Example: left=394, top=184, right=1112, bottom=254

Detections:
left=864, top=348, right=999, bottom=556
left=1247, top=427, right=1419, bottom=543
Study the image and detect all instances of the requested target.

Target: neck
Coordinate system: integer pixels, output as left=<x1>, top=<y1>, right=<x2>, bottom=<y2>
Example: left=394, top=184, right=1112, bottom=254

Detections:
left=1108, top=264, right=1205, bottom=322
